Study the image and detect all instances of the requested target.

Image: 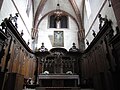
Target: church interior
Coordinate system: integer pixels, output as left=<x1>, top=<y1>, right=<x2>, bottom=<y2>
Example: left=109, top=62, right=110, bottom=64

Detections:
left=0, top=0, right=120, bottom=90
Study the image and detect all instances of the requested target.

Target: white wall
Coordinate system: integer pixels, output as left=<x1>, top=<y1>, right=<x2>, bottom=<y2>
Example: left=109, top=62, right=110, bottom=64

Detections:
left=84, top=0, right=117, bottom=48
left=37, top=16, right=79, bottom=51
left=0, top=0, right=33, bottom=49
left=84, top=0, right=105, bottom=35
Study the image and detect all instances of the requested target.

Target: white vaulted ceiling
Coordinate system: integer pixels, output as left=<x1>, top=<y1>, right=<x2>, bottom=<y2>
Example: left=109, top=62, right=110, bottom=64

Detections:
left=33, top=0, right=84, bottom=30
left=40, top=0, right=77, bottom=19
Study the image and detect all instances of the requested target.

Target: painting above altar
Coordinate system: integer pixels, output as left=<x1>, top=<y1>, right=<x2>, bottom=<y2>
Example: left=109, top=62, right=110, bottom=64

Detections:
left=54, top=31, right=64, bottom=47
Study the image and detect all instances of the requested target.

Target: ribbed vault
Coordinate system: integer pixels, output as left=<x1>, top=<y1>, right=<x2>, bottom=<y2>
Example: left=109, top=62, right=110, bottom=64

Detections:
left=32, top=0, right=84, bottom=39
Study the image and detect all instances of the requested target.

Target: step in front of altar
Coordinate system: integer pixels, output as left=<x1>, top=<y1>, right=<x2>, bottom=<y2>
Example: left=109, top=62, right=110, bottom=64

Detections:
left=36, top=87, right=94, bottom=90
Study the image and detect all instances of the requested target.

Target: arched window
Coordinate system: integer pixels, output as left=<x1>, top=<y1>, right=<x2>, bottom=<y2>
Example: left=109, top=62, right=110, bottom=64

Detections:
left=49, top=15, right=68, bottom=28
left=85, top=0, right=91, bottom=19
left=60, top=16, right=68, bottom=28
left=49, top=15, right=57, bottom=28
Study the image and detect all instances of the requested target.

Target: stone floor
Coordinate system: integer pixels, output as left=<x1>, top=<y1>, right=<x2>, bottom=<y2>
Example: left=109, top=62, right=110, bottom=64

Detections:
left=23, top=89, right=94, bottom=90
left=23, top=89, right=35, bottom=90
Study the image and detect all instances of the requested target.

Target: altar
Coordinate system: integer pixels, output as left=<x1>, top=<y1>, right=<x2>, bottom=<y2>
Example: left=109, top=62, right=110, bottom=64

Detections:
left=38, top=74, right=80, bottom=87
left=36, top=47, right=81, bottom=88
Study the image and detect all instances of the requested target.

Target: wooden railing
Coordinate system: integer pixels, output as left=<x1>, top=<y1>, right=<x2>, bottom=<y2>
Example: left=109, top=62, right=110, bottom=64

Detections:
left=0, top=18, right=37, bottom=90
left=81, top=20, right=116, bottom=90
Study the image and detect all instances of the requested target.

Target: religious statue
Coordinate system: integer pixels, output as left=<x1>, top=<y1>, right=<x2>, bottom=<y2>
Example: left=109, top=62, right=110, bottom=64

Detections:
left=92, top=30, right=96, bottom=37
left=69, top=43, right=79, bottom=52
left=86, top=39, right=89, bottom=46
left=9, top=13, right=19, bottom=28
left=98, top=14, right=107, bottom=29
left=116, top=26, right=120, bottom=34
left=39, top=43, right=48, bottom=52
left=27, top=40, right=30, bottom=45
left=1, top=18, right=7, bottom=30
left=20, top=30, right=24, bottom=36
